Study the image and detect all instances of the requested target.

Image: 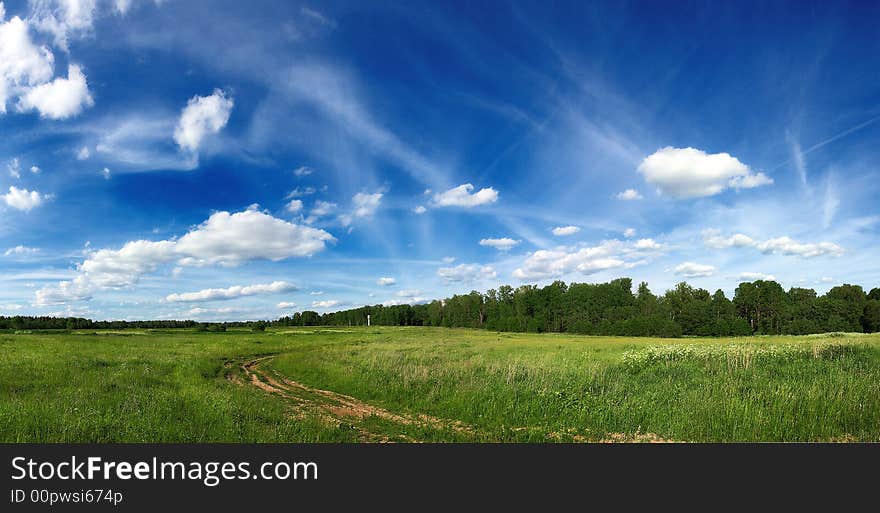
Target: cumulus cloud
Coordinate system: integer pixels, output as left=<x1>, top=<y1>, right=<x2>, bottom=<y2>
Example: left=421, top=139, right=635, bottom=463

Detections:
left=377, top=276, right=396, bottom=286
left=738, top=272, right=777, bottom=282
left=479, top=237, right=520, bottom=251
left=437, top=263, right=497, bottom=283
left=616, top=188, right=643, bottom=200
left=311, top=299, right=339, bottom=309
left=76, top=145, right=90, bottom=159
left=30, top=165, right=39, bottom=174
left=18, top=64, right=93, bottom=119
left=552, top=225, right=580, bottom=236
left=29, top=0, right=97, bottom=50
left=285, top=199, right=303, bottom=214
left=3, top=186, right=45, bottom=211
left=633, top=238, right=662, bottom=250
left=277, top=301, right=297, bottom=309
left=35, top=208, right=334, bottom=305
left=638, top=147, right=772, bottom=198
left=432, top=183, right=498, bottom=208
left=623, top=228, right=636, bottom=238
left=0, top=13, right=54, bottom=114
left=673, top=262, right=716, bottom=278
left=512, top=241, right=630, bottom=280
left=173, top=89, right=233, bottom=153
left=702, top=229, right=843, bottom=258
left=412, top=205, right=427, bottom=214
left=339, top=191, right=382, bottom=227
left=165, top=281, right=297, bottom=303
left=100, top=167, right=110, bottom=179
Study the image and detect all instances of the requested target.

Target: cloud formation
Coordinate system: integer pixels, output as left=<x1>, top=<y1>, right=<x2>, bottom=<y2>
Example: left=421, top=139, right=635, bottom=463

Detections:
left=479, top=237, right=520, bottom=251
left=702, top=229, right=843, bottom=258
left=552, top=226, right=580, bottom=236
left=35, top=207, right=334, bottom=305
left=432, top=184, right=498, bottom=208
left=437, top=263, right=497, bottom=283
left=173, top=89, right=233, bottom=153
left=638, top=147, right=772, bottom=198
left=3, top=186, right=45, bottom=211
left=18, top=63, right=93, bottom=119
left=165, top=281, right=297, bottom=303
left=673, top=262, right=716, bottom=278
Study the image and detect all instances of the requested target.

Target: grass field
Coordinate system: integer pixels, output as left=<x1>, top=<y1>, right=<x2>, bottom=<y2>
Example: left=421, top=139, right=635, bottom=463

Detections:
left=2, top=327, right=879, bottom=442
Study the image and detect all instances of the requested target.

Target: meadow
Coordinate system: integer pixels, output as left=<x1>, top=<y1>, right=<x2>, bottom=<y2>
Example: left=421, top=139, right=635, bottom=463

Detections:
left=1, top=327, right=878, bottom=443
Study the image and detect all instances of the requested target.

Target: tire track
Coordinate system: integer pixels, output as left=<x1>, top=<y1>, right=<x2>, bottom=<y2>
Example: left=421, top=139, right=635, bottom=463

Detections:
left=238, top=354, right=480, bottom=442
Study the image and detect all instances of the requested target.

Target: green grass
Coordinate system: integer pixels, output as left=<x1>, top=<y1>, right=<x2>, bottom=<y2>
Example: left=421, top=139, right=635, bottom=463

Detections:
left=2, top=327, right=879, bottom=442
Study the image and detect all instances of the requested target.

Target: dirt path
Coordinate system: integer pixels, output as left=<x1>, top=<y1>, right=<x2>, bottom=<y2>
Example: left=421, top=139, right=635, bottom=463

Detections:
left=237, top=354, right=480, bottom=442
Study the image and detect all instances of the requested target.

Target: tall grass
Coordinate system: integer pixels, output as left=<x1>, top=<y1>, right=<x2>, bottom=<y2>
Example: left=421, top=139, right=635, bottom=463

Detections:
left=1, top=327, right=878, bottom=442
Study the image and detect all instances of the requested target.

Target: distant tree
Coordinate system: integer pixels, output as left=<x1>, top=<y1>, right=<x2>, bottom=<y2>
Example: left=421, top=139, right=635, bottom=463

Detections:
left=869, top=288, right=880, bottom=301
left=863, top=301, right=880, bottom=333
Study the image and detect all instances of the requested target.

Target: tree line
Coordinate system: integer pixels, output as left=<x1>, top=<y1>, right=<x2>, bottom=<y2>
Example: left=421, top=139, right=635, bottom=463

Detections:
left=3, top=279, right=878, bottom=337
left=279, top=279, right=880, bottom=337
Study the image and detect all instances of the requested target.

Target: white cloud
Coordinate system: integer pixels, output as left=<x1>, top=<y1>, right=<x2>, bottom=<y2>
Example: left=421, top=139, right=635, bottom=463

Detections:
left=432, top=183, right=498, bottom=208
left=173, top=89, right=233, bottom=152
left=30, top=165, right=39, bottom=174
left=311, top=299, right=339, bottom=309
left=673, top=262, right=716, bottom=278
left=340, top=191, right=382, bottom=226
left=293, top=165, right=313, bottom=177
left=309, top=200, right=335, bottom=217
left=376, top=277, right=396, bottom=286
left=397, top=289, right=421, bottom=298
left=441, top=256, right=455, bottom=264
left=633, top=238, right=662, bottom=250
left=165, top=281, right=297, bottom=303
left=0, top=12, right=55, bottom=113
left=35, top=208, right=335, bottom=305
left=286, top=186, right=316, bottom=199
left=100, top=167, right=110, bottom=179
left=738, top=272, right=776, bottom=282
left=18, top=64, right=93, bottom=119
left=173, top=207, right=335, bottom=266
left=616, top=188, right=643, bottom=200
left=623, top=228, right=636, bottom=238
left=7, top=157, right=19, bottom=178
left=285, top=199, right=303, bottom=214
left=479, top=237, right=520, bottom=251
left=638, top=147, right=773, bottom=198
left=3, top=186, right=45, bottom=211
left=820, top=277, right=834, bottom=283
left=412, top=205, right=427, bottom=214
left=277, top=301, right=298, bottom=309
left=28, top=0, right=97, bottom=51
left=76, top=145, right=90, bottom=159
left=4, top=245, right=40, bottom=256
left=552, top=225, right=580, bottom=236
left=437, top=263, right=497, bottom=283
left=512, top=241, right=630, bottom=280
left=309, top=291, right=324, bottom=295
left=702, top=229, right=843, bottom=258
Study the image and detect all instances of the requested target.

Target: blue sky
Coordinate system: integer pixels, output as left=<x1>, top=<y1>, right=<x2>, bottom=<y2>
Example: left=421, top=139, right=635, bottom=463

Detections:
left=1, top=0, right=878, bottom=321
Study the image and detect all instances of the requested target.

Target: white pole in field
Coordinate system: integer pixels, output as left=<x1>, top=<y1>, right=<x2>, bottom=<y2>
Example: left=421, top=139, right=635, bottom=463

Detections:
left=367, top=314, right=371, bottom=327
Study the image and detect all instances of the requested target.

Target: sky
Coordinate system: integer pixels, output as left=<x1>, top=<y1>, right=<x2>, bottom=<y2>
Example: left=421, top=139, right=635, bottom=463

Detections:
left=0, top=0, right=878, bottom=321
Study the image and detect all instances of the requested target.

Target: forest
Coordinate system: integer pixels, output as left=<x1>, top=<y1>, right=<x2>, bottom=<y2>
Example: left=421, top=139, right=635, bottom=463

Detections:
left=2, top=279, right=879, bottom=337
left=281, top=279, right=880, bottom=337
